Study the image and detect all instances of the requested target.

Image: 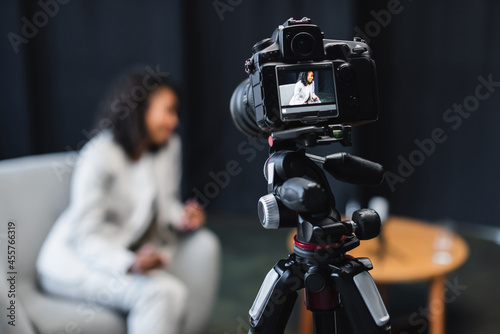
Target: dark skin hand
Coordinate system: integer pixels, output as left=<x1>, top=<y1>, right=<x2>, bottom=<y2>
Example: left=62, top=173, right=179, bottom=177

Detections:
left=178, top=199, right=206, bottom=231
left=128, top=244, right=169, bottom=274
left=128, top=200, right=205, bottom=274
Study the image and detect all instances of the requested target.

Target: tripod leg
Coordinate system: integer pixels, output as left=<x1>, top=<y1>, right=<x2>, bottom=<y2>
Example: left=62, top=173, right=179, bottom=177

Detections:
left=312, top=311, right=335, bottom=334
left=333, top=305, right=352, bottom=333
left=329, top=259, right=391, bottom=334
left=249, top=257, right=304, bottom=334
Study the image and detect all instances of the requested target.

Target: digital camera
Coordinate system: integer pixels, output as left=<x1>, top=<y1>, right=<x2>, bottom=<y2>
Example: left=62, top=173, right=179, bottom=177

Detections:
left=230, top=17, right=379, bottom=139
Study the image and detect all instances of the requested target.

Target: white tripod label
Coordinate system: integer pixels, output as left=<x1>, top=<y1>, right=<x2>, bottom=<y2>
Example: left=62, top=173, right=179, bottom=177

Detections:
left=353, top=271, right=390, bottom=327
left=249, top=268, right=280, bottom=325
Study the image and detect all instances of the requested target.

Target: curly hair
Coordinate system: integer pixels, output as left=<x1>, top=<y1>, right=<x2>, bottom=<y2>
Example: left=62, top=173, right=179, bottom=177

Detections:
left=94, top=65, right=180, bottom=159
left=297, top=71, right=313, bottom=86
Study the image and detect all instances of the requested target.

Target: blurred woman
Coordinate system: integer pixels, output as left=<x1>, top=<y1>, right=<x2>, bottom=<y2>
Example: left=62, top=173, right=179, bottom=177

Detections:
left=36, top=67, right=220, bottom=334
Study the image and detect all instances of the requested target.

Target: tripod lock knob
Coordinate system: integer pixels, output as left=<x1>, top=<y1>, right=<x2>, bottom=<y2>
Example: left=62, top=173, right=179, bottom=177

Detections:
left=350, top=208, right=382, bottom=240
left=258, top=194, right=281, bottom=229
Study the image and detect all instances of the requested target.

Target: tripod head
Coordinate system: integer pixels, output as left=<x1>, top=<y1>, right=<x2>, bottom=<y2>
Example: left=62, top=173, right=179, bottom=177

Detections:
left=248, top=126, right=391, bottom=334
left=258, top=125, right=385, bottom=254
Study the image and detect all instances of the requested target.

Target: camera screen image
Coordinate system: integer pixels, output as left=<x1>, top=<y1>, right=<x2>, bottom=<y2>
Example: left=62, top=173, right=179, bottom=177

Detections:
left=276, top=64, right=338, bottom=121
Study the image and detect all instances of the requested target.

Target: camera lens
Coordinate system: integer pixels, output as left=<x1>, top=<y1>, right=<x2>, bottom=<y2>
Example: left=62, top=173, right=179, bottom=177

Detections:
left=230, top=79, right=269, bottom=139
left=291, top=32, right=316, bottom=57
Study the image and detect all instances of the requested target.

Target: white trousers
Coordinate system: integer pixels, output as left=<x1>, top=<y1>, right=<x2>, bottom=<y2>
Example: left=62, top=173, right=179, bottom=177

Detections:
left=38, top=228, right=220, bottom=334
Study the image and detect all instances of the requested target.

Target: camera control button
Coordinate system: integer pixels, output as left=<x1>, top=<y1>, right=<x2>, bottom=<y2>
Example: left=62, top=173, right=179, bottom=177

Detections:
left=353, top=46, right=368, bottom=54
left=338, top=64, right=355, bottom=82
left=346, top=96, right=359, bottom=108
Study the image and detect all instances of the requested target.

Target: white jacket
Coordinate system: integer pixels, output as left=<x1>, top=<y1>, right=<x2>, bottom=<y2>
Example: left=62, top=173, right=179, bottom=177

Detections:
left=36, top=131, right=185, bottom=284
left=289, top=81, right=318, bottom=105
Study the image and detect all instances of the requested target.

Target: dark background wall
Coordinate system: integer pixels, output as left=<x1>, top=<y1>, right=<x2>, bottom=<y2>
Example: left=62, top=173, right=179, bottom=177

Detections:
left=353, top=0, right=500, bottom=226
left=2, top=0, right=500, bottom=226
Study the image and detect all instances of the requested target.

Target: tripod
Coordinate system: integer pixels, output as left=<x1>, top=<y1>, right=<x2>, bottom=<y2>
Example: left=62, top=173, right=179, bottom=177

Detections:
left=248, top=126, right=391, bottom=334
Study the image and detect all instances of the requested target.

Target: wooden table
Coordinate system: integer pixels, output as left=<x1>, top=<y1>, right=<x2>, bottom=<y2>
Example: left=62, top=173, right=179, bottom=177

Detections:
left=290, top=216, right=469, bottom=334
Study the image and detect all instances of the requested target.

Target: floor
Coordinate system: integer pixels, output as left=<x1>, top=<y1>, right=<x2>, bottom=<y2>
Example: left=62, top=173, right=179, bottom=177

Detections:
left=205, top=214, right=500, bottom=334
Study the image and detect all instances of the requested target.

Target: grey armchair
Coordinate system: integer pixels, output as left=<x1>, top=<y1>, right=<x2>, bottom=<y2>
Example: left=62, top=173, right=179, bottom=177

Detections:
left=1, top=151, right=221, bottom=334
left=0, top=152, right=127, bottom=333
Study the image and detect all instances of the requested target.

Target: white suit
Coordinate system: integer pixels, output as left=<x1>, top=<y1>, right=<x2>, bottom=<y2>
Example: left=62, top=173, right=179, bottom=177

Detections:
left=289, top=81, right=319, bottom=105
left=36, top=131, right=220, bottom=334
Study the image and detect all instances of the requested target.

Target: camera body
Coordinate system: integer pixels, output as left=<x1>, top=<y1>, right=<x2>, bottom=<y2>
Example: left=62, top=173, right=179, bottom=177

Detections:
left=243, top=17, right=379, bottom=134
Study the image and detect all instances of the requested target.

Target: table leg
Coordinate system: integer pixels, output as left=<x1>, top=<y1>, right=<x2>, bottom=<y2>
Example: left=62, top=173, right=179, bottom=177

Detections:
left=429, top=275, right=445, bottom=334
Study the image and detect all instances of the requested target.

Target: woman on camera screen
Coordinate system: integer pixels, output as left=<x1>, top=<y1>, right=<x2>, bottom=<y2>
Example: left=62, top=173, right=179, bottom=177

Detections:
left=289, top=71, right=321, bottom=105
